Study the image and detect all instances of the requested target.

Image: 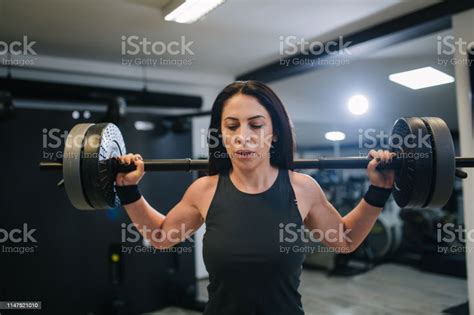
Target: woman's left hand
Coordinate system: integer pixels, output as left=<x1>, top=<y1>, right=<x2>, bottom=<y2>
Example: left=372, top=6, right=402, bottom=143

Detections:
left=367, top=149, right=396, bottom=189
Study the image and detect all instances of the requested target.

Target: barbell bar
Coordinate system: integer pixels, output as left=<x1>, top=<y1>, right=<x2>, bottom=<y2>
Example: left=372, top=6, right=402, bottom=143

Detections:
left=38, top=117, right=474, bottom=211
left=39, top=156, right=474, bottom=172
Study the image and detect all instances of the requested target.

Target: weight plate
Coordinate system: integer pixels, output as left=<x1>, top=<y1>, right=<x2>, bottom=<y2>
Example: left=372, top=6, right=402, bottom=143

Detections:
left=82, top=123, right=126, bottom=210
left=365, top=216, right=392, bottom=259
left=63, top=123, right=94, bottom=210
left=421, top=117, right=455, bottom=209
left=390, top=117, right=433, bottom=208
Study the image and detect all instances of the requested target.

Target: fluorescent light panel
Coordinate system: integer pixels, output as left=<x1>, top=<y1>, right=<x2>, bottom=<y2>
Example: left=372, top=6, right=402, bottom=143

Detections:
left=165, top=0, right=225, bottom=24
left=389, top=67, right=454, bottom=90
left=325, top=131, right=346, bottom=142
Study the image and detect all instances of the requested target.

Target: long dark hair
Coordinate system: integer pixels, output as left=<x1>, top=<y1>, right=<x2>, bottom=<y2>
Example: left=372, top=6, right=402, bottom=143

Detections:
left=207, top=80, right=296, bottom=175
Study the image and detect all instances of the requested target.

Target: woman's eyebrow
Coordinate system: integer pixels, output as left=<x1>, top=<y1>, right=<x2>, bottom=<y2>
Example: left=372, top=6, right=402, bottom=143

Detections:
left=224, top=115, right=266, bottom=121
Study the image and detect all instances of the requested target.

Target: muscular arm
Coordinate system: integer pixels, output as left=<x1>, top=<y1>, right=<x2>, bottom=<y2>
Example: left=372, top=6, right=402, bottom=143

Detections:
left=299, top=174, right=383, bottom=254
left=123, top=177, right=208, bottom=249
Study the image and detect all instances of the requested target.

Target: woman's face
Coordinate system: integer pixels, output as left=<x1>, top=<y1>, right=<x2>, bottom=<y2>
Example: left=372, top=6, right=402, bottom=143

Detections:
left=220, top=93, right=276, bottom=169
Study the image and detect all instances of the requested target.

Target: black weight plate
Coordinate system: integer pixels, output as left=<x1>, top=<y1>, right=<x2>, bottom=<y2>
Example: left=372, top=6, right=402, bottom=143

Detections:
left=421, top=117, right=455, bottom=209
left=390, top=117, right=433, bottom=208
left=63, top=123, right=94, bottom=210
left=81, top=123, right=126, bottom=210
left=364, top=217, right=391, bottom=259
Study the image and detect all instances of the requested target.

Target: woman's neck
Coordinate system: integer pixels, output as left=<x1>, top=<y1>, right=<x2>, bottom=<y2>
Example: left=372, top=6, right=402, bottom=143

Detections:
left=229, top=162, right=279, bottom=193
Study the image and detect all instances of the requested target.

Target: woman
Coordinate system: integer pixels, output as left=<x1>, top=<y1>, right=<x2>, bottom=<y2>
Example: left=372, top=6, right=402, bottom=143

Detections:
left=115, top=81, right=395, bottom=314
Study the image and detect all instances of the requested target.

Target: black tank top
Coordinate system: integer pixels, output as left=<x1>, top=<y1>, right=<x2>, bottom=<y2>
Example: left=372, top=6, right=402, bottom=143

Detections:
left=203, top=168, right=306, bottom=315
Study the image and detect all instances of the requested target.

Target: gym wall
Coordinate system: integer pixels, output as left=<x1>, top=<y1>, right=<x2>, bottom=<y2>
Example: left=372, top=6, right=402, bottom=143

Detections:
left=0, top=107, right=195, bottom=314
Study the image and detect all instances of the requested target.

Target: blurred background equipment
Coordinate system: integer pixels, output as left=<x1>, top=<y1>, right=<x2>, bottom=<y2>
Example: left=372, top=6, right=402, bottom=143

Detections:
left=0, top=91, right=14, bottom=122
left=104, top=96, right=127, bottom=125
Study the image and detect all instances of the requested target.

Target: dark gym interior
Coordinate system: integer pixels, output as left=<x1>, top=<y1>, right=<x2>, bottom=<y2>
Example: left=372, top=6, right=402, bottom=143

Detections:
left=0, top=1, right=473, bottom=315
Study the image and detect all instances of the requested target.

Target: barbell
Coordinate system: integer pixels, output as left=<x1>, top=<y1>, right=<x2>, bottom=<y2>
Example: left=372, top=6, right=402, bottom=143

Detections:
left=39, top=117, right=474, bottom=211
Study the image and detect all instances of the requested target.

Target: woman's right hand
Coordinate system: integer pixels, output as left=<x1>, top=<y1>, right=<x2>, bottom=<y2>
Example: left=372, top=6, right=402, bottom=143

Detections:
left=115, top=153, right=145, bottom=186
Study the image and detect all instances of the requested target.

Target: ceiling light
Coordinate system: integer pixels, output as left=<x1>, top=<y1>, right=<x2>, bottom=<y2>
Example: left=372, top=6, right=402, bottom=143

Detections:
left=348, top=94, right=369, bottom=115
left=134, top=121, right=155, bottom=131
left=389, top=66, right=454, bottom=90
left=164, top=0, right=225, bottom=24
left=325, top=131, right=346, bottom=142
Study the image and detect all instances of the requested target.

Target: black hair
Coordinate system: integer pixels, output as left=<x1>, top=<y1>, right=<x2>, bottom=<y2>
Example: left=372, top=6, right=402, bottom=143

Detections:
left=207, top=80, right=296, bottom=175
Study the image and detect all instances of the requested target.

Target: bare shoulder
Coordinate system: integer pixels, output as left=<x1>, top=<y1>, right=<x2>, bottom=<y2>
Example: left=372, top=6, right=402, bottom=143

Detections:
left=288, top=170, right=326, bottom=219
left=185, top=174, right=219, bottom=220
left=288, top=170, right=321, bottom=192
left=188, top=174, right=218, bottom=191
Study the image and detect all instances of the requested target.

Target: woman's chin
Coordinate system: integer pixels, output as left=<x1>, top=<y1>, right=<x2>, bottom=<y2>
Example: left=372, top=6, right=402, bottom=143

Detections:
left=231, top=157, right=267, bottom=169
